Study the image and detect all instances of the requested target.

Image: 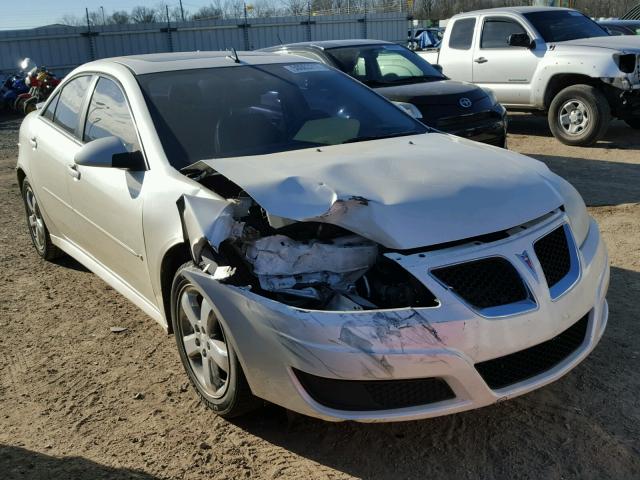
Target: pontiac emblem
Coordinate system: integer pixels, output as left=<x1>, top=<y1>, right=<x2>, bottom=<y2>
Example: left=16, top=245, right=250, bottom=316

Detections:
left=517, top=250, right=537, bottom=279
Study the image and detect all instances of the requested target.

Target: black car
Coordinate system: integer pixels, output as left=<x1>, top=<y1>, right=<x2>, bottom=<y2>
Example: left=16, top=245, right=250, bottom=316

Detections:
left=261, top=40, right=508, bottom=147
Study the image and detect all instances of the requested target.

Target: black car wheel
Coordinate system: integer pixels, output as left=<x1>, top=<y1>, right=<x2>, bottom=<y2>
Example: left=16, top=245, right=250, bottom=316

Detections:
left=548, top=85, right=610, bottom=146
left=171, top=263, right=261, bottom=418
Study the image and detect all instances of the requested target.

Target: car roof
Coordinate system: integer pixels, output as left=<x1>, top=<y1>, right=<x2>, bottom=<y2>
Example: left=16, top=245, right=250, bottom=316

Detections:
left=81, top=51, right=309, bottom=75
left=453, top=6, right=573, bottom=18
left=261, top=39, right=393, bottom=51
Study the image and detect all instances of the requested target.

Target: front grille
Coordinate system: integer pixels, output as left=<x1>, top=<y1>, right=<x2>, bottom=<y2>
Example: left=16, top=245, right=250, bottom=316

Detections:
left=534, top=226, right=571, bottom=289
left=476, top=313, right=589, bottom=390
left=436, top=110, right=497, bottom=131
left=293, top=369, right=455, bottom=411
left=431, top=257, right=529, bottom=310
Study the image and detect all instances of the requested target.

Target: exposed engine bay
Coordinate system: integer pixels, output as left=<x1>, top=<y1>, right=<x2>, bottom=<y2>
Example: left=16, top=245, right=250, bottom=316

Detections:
left=180, top=164, right=437, bottom=311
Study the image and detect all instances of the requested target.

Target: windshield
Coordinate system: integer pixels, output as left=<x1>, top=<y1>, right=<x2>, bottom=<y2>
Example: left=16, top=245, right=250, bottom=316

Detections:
left=524, top=10, right=609, bottom=42
left=137, top=63, right=426, bottom=169
left=325, top=44, right=445, bottom=87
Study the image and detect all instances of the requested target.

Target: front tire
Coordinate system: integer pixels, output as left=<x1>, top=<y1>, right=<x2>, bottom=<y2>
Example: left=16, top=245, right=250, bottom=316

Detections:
left=548, top=85, right=611, bottom=146
left=21, top=179, right=63, bottom=260
left=171, top=263, right=261, bottom=418
left=625, top=118, right=640, bottom=130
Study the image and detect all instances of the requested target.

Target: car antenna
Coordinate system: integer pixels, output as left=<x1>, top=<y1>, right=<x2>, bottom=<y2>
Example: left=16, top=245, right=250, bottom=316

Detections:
left=227, top=47, right=240, bottom=64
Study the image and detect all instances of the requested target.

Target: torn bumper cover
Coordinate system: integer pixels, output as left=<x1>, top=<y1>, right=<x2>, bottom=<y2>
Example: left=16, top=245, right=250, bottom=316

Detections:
left=181, top=213, right=609, bottom=422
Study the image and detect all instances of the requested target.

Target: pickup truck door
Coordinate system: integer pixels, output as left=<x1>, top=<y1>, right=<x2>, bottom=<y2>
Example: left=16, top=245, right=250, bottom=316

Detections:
left=471, top=15, right=541, bottom=106
left=441, top=17, right=477, bottom=82
left=67, top=75, right=155, bottom=303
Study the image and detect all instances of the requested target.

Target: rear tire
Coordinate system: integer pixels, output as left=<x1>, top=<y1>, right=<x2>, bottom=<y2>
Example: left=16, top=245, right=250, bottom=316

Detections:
left=171, top=262, right=261, bottom=418
left=23, top=97, right=38, bottom=115
left=548, top=85, right=610, bottom=146
left=21, top=179, right=63, bottom=260
left=625, top=118, right=640, bottom=129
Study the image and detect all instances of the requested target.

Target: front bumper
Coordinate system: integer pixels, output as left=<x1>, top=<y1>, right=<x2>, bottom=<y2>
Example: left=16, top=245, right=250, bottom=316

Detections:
left=184, top=212, right=609, bottom=422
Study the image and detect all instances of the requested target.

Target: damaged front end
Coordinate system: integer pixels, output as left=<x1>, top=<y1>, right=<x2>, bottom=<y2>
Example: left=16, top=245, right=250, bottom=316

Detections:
left=177, top=164, right=438, bottom=311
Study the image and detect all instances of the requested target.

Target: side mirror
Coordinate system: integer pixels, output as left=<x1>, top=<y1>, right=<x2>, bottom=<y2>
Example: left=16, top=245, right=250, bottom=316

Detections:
left=508, top=33, right=534, bottom=49
left=432, top=64, right=444, bottom=73
left=74, top=136, right=145, bottom=171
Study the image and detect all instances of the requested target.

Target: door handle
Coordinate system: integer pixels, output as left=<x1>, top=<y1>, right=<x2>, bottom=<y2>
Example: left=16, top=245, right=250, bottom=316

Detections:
left=474, top=57, right=488, bottom=64
left=29, top=137, right=37, bottom=149
left=67, top=163, right=80, bottom=180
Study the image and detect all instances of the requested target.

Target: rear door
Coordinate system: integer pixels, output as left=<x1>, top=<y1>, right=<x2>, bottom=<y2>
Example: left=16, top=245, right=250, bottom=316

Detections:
left=67, top=75, right=155, bottom=302
left=441, top=17, right=477, bottom=81
left=472, top=15, right=540, bottom=106
left=30, top=75, right=93, bottom=237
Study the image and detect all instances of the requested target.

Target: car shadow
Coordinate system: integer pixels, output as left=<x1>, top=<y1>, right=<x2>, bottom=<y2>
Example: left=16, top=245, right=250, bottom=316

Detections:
left=508, top=114, right=640, bottom=149
left=51, top=255, right=89, bottom=273
left=0, top=444, right=160, bottom=479
left=229, top=265, right=639, bottom=479
left=524, top=153, right=640, bottom=206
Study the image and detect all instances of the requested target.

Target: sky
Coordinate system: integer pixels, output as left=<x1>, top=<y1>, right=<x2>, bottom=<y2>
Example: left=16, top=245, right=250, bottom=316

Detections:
left=0, top=1, right=222, bottom=30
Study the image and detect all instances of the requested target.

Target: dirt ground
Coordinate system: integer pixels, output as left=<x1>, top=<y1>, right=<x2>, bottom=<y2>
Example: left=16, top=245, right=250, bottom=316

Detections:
left=0, top=112, right=638, bottom=480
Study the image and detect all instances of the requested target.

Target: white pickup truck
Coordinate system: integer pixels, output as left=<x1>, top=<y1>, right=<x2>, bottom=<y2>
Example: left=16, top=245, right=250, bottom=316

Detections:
left=420, top=6, right=640, bottom=146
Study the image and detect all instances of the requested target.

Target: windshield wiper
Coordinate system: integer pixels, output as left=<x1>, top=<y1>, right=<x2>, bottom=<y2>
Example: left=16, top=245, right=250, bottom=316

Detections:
left=342, top=130, right=423, bottom=144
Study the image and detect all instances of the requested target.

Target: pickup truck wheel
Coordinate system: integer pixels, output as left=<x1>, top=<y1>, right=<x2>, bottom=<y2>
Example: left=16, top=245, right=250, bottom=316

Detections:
left=625, top=118, right=640, bottom=129
left=548, top=85, right=610, bottom=146
left=171, top=263, right=261, bottom=418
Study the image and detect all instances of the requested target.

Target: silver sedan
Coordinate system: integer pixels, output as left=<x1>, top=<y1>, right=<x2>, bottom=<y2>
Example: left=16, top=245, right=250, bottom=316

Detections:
left=17, top=52, right=609, bottom=421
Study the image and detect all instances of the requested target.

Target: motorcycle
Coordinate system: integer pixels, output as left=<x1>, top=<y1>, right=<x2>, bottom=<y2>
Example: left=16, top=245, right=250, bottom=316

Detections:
left=0, top=71, right=28, bottom=111
left=17, top=65, right=60, bottom=114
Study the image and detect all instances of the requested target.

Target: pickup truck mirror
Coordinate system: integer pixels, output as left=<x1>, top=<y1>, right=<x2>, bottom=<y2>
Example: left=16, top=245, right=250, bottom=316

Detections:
left=508, top=33, right=534, bottom=49
left=74, top=136, right=146, bottom=171
left=433, top=64, right=444, bottom=73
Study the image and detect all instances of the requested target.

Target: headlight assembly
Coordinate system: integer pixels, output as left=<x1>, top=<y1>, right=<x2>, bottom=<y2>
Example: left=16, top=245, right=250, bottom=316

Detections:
left=393, top=101, right=423, bottom=119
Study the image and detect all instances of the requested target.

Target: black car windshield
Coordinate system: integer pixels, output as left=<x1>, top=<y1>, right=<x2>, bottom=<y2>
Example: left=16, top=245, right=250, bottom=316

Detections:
left=137, top=63, right=426, bottom=169
left=325, top=44, right=445, bottom=87
left=524, top=10, right=609, bottom=42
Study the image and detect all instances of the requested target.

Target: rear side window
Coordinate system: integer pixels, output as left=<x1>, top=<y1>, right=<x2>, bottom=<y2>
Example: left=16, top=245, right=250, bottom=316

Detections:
left=449, top=18, right=476, bottom=50
left=481, top=18, right=527, bottom=48
left=84, top=77, right=140, bottom=152
left=53, top=76, right=91, bottom=135
left=42, top=93, right=59, bottom=121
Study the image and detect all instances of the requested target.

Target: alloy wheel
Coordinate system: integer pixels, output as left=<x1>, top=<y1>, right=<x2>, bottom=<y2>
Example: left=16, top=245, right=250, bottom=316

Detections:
left=24, top=185, right=46, bottom=252
left=177, top=286, right=230, bottom=399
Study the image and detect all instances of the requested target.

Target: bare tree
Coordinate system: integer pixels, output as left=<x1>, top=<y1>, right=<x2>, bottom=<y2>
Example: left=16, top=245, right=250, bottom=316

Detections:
left=284, top=0, right=308, bottom=15
left=110, top=11, right=131, bottom=25
left=131, top=6, right=158, bottom=23
left=192, top=2, right=224, bottom=20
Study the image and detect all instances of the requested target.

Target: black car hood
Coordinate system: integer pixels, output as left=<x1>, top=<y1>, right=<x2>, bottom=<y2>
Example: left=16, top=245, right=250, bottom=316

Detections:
left=373, top=80, right=487, bottom=106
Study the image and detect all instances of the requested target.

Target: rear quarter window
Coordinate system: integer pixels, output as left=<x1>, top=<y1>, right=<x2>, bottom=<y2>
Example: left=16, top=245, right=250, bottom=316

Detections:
left=449, top=18, right=476, bottom=50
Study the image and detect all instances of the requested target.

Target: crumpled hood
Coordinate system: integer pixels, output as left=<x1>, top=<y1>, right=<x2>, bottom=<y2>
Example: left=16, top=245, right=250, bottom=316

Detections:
left=202, top=133, right=564, bottom=249
left=556, top=35, right=640, bottom=52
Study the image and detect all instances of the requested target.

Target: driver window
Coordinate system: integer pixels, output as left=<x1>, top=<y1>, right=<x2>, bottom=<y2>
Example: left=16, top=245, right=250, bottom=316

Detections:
left=481, top=17, right=528, bottom=49
left=84, top=77, right=140, bottom=153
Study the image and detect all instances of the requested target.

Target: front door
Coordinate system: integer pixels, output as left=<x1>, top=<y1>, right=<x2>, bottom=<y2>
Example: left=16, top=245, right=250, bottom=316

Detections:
left=67, top=75, right=154, bottom=303
left=472, top=15, right=541, bottom=106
